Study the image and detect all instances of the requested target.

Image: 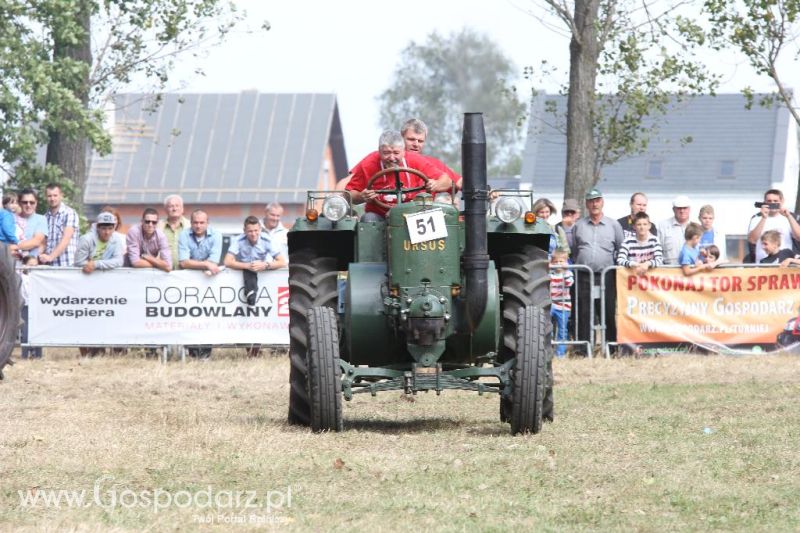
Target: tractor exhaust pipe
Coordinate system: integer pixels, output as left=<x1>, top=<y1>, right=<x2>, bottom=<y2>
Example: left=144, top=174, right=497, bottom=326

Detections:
left=461, top=113, right=490, bottom=332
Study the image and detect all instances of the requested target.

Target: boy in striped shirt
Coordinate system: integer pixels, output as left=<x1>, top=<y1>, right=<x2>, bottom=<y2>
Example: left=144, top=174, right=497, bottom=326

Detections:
left=616, top=212, right=663, bottom=275
left=549, top=248, right=573, bottom=358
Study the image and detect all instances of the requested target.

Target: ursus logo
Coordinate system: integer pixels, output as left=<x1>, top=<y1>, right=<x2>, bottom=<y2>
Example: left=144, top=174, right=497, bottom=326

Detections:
left=277, top=287, right=290, bottom=317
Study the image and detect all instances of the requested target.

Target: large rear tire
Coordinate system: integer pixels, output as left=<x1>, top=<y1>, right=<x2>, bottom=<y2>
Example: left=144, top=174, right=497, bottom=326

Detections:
left=306, top=306, right=343, bottom=432
left=499, top=245, right=553, bottom=422
left=0, top=245, right=20, bottom=379
left=510, top=306, right=548, bottom=435
left=287, top=250, right=338, bottom=426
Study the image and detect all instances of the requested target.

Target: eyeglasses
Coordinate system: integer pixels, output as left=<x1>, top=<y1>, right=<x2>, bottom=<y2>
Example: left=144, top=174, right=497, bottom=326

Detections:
left=143, top=220, right=158, bottom=225
left=19, top=201, right=36, bottom=205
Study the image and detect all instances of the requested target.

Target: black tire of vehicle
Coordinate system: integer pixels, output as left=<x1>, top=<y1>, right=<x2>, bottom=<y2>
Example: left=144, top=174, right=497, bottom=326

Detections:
left=287, top=250, right=338, bottom=426
left=509, top=306, right=548, bottom=435
left=499, top=245, right=553, bottom=422
left=305, top=306, right=343, bottom=432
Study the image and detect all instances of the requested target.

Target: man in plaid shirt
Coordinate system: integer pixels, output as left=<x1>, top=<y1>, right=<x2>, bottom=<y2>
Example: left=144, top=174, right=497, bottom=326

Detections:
left=39, top=184, right=79, bottom=266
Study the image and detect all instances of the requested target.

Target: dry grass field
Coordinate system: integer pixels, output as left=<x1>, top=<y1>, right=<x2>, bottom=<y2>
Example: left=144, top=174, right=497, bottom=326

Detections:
left=2, top=350, right=800, bottom=531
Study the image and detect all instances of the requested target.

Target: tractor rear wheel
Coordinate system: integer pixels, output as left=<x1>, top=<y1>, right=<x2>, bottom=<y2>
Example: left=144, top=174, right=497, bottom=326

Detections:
left=0, top=245, right=20, bottom=380
left=306, top=306, right=343, bottom=432
left=287, top=250, right=338, bottom=426
left=498, top=245, right=553, bottom=422
left=509, top=306, right=548, bottom=435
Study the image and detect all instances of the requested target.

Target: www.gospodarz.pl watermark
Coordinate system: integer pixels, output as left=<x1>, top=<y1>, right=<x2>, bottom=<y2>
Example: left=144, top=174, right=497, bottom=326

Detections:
left=17, top=475, right=293, bottom=519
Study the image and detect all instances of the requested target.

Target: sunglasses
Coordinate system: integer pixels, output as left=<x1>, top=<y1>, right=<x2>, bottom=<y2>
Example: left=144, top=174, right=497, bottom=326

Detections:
left=143, top=220, right=159, bottom=225
left=20, top=201, right=36, bottom=205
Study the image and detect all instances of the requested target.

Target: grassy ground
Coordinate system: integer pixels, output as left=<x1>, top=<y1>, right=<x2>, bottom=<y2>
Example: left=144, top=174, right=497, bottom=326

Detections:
left=2, top=350, right=800, bottom=531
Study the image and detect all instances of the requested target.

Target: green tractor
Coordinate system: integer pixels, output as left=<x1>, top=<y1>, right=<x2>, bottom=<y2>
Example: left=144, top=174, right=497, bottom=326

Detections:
left=287, top=113, right=554, bottom=434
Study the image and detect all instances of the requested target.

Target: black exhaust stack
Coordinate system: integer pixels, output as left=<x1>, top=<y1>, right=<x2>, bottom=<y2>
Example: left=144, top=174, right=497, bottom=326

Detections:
left=461, top=113, right=490, bottom=331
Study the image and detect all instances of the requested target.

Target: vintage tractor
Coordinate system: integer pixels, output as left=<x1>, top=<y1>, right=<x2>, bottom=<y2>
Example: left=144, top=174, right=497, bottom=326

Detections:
left=0, top=244, right=20, bottom=379
left=286, top=113, right=554, bottom=434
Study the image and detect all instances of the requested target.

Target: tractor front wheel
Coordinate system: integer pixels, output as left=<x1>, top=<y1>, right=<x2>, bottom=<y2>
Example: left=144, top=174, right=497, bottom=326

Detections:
left=509, top=306, right=548, bottom=435
left=287, top=250, right=338, bottom=426
left=498, top=245, right=553, bottom=423
left=306, top=306, right=343, bottom=432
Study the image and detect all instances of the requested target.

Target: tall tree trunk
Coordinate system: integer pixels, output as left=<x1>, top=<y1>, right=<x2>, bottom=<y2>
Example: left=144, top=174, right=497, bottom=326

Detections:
left=564, top=0, right=601, bottom=202
left=46, top=1, right=92, bottom=210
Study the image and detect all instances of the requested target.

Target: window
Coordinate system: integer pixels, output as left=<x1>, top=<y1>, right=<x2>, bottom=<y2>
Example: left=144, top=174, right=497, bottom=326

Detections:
left=646, top=159, right=663, bottom=179
left=725, top=235, right=748, bottom=262
left=719, top=160, right=736, bottom=179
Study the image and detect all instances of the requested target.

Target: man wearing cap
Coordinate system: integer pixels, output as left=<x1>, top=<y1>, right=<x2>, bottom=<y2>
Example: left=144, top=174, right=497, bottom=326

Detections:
left=572, top=188, right=624, bottom=354
left=556, top=198, right=581, bottom=256
left=618, top=192, right=658, bottom=241
left=75, top=212, right=126, bottom=273
left=657, top=196, right=692, bottom=265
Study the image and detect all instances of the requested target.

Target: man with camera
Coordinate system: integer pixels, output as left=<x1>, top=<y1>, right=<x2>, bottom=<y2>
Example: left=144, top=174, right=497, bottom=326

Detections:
left=747, top=189, right=800, bottom=263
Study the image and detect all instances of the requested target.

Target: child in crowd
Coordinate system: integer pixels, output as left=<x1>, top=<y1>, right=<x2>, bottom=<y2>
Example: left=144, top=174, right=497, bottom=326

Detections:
left=703, top=245, right=721, bottom=264
left=616, top=212, right=663, bottom=276
left=697, top=204, right=726, bottom=261
left=3, top=192, right=19, bottom=214
left=759, top=230, right=796, bottom=264
left=680, top=222, right=718, bottom=276
left=549, top=248, right=573, bottom=358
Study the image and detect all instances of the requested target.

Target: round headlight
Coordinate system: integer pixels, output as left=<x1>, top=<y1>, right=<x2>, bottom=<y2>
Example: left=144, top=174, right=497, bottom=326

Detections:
left=495, top=197, right=522, bottom=223
left=322, top=196, right=349, bottom=221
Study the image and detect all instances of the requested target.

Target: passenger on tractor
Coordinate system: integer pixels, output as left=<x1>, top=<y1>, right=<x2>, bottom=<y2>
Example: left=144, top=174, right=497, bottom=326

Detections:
left=336, top=119, right=459, bottom=194
left=345, top=130, right=453, bottom=222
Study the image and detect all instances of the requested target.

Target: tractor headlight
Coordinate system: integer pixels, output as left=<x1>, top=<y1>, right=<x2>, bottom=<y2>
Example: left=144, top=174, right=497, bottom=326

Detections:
left=322, top=196, right=349, bottom=221
left=495, top=197, right=522, bottom=223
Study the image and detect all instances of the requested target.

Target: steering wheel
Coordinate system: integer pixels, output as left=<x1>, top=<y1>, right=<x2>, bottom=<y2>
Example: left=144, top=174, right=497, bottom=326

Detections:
left=365, top=167, right=430, bottom=211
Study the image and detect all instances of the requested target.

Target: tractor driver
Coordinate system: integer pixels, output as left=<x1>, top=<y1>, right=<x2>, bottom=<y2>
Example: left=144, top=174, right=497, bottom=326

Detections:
left=346, top=130, right=453, bottom=222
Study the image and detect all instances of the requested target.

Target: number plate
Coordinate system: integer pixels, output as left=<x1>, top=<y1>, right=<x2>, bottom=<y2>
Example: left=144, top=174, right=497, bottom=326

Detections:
left=404, top=208, right=448, bottom=244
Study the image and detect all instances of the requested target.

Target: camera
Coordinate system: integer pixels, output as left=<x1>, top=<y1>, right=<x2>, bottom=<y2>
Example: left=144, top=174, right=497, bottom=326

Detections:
left=755, top=201, right=780, bottom=209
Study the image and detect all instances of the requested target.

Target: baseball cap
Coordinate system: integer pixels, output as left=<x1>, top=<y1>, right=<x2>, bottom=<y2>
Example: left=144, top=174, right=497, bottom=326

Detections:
left=672, top=195, right=691, bottom=208
left=562, top=198, right=580, bottom=212
left=96, top=212, right=116, bottom=226
left=585, top=188, right=603, bottom=200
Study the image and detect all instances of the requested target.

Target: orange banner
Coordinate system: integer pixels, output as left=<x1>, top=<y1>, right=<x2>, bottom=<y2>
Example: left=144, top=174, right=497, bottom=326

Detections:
left=616, top=267, right=800, bottom=346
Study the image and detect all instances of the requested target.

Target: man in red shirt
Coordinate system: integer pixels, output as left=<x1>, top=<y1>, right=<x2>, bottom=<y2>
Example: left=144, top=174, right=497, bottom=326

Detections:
left=338, top=118, right=460, bottom=192
left=346, top=130, right=452, bottom=220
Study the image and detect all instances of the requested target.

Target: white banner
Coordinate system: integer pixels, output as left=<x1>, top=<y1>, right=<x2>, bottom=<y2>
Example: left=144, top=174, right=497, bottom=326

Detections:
left=27, top=268, right=290, bottom=345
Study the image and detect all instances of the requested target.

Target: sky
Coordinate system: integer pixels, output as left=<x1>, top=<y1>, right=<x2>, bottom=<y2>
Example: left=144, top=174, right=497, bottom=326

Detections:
left=173, top=0, right=799, bottom=169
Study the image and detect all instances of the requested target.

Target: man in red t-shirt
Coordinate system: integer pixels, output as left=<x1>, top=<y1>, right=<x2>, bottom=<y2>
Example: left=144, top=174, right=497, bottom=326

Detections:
left=346, top=130, right=452, bottom=220
left=337, top=118, right=460, bottom=194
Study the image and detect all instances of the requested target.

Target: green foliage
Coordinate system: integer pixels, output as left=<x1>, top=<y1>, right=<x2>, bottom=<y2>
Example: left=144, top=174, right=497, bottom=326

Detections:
left=377, top=29, right=526, bottom=176
left=535, top=0, right=718, bottom=195
left=704, top=0, right=800, bottom=125
left=704, top=0, right=800, bottom=211
left=0, top=0, right=245, bottom=201
left=591, top=10, right=719, bottom=175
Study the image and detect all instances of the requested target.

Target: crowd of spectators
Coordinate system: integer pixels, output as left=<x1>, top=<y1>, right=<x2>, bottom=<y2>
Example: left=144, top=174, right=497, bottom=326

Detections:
left=538, top=187, right=800, bottom=356
left=1, top=185, right=290, bottom=360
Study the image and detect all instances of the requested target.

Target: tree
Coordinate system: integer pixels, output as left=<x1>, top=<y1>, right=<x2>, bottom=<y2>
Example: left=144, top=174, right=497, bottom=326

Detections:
left=378, top=29, right=526, bottom=176
left=704, top=0, right=800, bottom=211
left=530, top=0, right=717, bottom=200
left=0, top=0, right=249, bottom=207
